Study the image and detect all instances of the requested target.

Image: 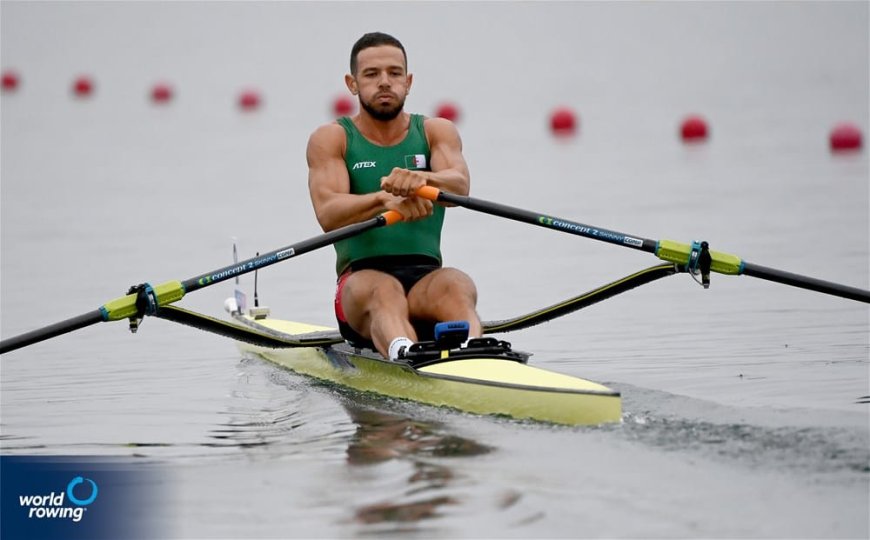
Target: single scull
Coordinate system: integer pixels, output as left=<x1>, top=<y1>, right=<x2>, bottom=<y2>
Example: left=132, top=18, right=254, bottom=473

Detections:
left=2, top=188, right=867, bottom=426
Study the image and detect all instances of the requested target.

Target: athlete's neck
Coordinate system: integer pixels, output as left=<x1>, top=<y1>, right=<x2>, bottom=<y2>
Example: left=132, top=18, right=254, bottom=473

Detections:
left=353, top=112, right=411, bottom=146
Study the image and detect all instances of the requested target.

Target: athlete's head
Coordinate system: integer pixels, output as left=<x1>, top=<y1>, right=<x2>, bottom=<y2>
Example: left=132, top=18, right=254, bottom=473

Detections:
left=350, top=32, right=407, bottom=75
left=346, top=32, right=411, bottom=122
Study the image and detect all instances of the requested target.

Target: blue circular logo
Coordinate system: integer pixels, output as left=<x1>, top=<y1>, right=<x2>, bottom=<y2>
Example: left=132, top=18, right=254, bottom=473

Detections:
left=67, top=476, right=98, bottom=506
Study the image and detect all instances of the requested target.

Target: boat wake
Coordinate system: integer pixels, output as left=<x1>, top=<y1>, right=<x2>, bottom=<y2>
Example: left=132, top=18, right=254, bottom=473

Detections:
left=614, top=383, right=870, bottom=479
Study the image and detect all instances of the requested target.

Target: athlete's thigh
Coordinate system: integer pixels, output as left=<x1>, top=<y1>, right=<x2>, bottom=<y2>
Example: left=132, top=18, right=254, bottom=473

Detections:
left=407, top=267, right=477, bottom=314
left=340, top=269, right=407, bottom=322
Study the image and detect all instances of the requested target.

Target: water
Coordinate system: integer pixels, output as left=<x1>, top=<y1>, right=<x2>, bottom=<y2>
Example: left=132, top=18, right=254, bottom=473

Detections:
left=2, top=2, right=868, bottom=538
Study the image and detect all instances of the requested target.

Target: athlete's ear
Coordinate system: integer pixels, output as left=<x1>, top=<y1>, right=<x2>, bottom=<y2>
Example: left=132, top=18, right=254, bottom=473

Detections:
left=345, top=74, right=358, bottom=95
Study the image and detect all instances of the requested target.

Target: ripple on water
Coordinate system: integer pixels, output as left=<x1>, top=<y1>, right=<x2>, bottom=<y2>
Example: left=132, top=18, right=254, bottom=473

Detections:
left=199, top=356, right=359, bottom=460
left=616, top=383, right=870, bottom=479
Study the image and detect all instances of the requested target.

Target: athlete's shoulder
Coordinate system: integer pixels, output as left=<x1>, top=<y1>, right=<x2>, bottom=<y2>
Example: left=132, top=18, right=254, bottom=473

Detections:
left=423, top=116, right=461, bottom=144
left=307, top=121, right=347, bottom=160
left=423, top=115, right=459, bottom=131
left=308, top=120, right=349, bottom=146
left=310, top=120, right=348, bottom=140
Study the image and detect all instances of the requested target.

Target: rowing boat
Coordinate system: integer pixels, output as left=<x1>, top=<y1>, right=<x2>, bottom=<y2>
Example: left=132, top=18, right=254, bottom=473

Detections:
left=230, top=314, right=621, bottom=426
left=2, top=189, right=867, bottom=428
left=151, top=264, right=681, bottom=426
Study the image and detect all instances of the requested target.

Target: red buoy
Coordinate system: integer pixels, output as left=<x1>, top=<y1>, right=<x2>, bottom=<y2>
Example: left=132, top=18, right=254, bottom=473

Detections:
left=2, top=70, right=20, bottom=92
left=435, top=102, right=460, bottom=123
left=72, top=75, right=94, bottom=97
left=829, top=123, right=863, bottom=152
left=550, top=107, right=577, bottom=136
left=238, top=89, right=262, bottom=111
left=680, top=115, right=708, bottom=142
left=150, top=83, right=173, bottom=104
left=332, top=94, right=355, bottom=117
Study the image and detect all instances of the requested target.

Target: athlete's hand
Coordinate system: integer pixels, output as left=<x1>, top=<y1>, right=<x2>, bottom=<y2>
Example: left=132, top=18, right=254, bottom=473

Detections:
left=384, top=194, right=433, bottom=221
left=380, top=167, right=428, bottom=198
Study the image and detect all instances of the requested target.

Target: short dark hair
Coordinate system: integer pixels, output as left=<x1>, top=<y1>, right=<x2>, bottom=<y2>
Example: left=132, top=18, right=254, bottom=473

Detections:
left=350, top=32, right=407, bottom=74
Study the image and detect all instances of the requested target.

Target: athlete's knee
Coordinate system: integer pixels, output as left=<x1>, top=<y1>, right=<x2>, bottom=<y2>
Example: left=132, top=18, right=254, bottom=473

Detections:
left=343, top=272, right=407, bottom=318
left=435, top=268, right=478, bottom=302
left=409, top=268, right=478, bottom=317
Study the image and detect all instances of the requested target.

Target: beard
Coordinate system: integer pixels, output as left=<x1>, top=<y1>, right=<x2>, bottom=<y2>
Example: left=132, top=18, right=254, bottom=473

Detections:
left=360, top=94, right=405, bottom=121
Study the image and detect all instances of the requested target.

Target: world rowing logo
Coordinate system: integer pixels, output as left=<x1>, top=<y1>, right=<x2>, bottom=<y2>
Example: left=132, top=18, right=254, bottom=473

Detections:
left=67, top=476, right=99, bottom=506
left=18, top=476, right=99, bottom=523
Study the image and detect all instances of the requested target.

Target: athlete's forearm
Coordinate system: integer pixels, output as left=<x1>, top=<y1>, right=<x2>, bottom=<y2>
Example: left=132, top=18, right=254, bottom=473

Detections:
left=314, top=191, right=391, bottom=232
left=425, top=168, right=470, bottom=197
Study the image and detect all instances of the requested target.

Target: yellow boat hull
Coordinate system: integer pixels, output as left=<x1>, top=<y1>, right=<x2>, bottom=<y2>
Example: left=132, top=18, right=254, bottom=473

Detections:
left=236, top=318, right=621, bottom=426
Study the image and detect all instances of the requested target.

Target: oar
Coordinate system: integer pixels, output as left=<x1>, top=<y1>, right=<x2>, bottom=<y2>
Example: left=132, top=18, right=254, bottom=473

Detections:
left=0, top=211, right=404, bottom=354
left=416, top=186, right=870, bottom=303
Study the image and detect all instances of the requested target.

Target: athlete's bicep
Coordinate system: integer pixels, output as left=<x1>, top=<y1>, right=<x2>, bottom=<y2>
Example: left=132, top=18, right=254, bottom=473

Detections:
left=307, top=125, right=350, bottom=228
left=426, top=118, right=470, bottom=197
left=428, top=119, right=469, bottom=176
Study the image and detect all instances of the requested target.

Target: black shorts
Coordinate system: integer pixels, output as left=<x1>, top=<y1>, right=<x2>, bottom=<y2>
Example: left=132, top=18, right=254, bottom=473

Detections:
left=335, top=255, right=441, bottom=348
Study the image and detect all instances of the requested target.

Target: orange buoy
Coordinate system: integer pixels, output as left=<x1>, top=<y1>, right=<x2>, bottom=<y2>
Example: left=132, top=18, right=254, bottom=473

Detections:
left=151, top=82, right=173, bottom=104
left=2, top=70, right=20, bottom=92
left=550, top=107, right=577, bottom=136
left=435, top=102, right=460, bottom=122
left=72, top=75, right=94, bottom=97
left=680, top=115, right=708, bottom=142
left=238, top=89, right=262, bottom=111
left=332, top=94, right=355, bottom=117
left=829, top=123, right=863, bottom=152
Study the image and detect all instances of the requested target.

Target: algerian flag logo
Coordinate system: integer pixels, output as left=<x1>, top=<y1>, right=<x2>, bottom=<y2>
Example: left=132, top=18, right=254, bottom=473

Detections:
left=404, top=154, right=427, bottom=169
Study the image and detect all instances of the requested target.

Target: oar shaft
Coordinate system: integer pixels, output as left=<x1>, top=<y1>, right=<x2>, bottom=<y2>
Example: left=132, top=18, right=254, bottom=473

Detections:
left=182, top=211, right=402, bottom=293
left=1, top=310, right=104, bottom=354
left=107, top=213, right=402, bottom=323
left=742, top=263, right=870, bottom=303
left=418, top=186, right=658, bottom=254
left=417, top=187, right=870, bottom=304
left=1, top=210, right=404, bottom=354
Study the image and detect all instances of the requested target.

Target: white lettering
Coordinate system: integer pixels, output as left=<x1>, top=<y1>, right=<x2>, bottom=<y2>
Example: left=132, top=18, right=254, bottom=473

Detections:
left=19, top=492, right=64, bottom=506
left=28, top=506, right=84, bottom=522
left=352, top=161, right=376, bottom=170
left=19, top=480, right=91, bottom=524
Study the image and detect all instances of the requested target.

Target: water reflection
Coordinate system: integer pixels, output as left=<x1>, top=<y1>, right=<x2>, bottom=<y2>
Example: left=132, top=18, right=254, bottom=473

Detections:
left=211, top=358, right=496, bottom=528
left=342, top=401, right=493, bottom=526
left=345, top=406, right=492, bottom=464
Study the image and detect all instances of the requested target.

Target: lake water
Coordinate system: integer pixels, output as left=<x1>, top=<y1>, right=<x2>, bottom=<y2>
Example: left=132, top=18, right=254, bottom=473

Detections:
left=1, top=2, right=868, bottom=538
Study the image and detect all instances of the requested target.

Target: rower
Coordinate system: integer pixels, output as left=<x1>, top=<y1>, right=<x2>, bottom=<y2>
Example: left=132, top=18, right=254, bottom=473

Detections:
left=306, top=32, right=483, bottom=360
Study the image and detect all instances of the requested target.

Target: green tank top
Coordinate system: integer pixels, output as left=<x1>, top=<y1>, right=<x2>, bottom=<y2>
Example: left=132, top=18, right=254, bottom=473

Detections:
left=333, top=114, right=445, bottom=274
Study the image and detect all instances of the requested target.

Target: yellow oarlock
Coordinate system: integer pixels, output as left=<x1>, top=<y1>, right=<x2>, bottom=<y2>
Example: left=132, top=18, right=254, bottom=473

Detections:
left=100, top=280, right=186, bottom=321
left=656, top=240, right=744, bottom=275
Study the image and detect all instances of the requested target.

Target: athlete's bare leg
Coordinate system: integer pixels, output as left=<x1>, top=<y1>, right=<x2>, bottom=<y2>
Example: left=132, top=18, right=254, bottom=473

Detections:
left=340, top=270, right=418, bottom=358
left=407, top=268, right=482, bottom=338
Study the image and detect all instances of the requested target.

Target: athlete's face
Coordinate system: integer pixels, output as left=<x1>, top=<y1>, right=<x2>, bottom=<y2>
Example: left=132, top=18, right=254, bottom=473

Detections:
left=346, top=45, right=412, bottom=121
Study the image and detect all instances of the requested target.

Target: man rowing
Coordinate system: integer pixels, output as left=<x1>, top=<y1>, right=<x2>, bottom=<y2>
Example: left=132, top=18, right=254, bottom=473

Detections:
left=306, top=31, right=482, bottom=361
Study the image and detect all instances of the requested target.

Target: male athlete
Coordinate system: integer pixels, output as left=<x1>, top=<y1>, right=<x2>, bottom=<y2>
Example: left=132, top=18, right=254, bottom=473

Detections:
left=307, top=32, right=482, bottom=361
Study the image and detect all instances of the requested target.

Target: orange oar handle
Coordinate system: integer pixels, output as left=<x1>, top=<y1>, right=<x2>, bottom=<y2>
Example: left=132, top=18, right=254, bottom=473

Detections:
left=381, top=210, right=404, bottom=225
left=381, top=187, right=441, bottom=224
left=415, top=185, right=441, bottom=201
